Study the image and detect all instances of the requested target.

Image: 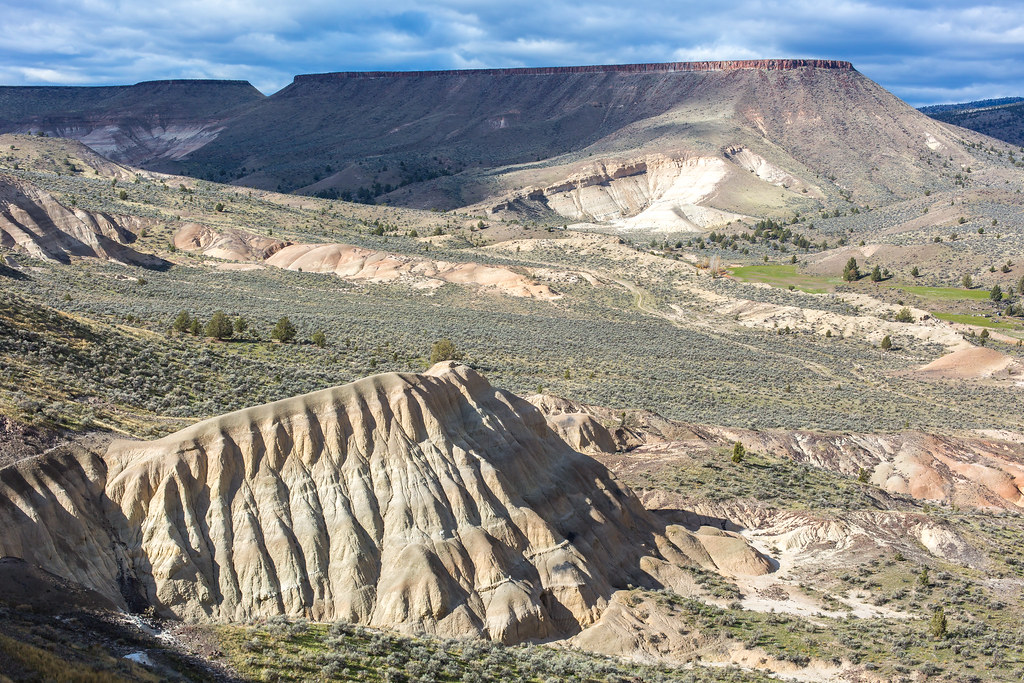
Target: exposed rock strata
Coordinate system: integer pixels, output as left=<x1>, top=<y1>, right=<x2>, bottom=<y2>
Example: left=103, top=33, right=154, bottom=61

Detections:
left=530, top=394, right=1024, bottom=510
left=296, top=60, right=855, bottom=81
left=175, top=224, right=559, bottom=299
left=0, top=80, right=264, bottom=165
left=173, top=223, right=288, bottom=261
left=0, top=175, right=164, bottom=266
left=0, top=364, right=769, bottom=641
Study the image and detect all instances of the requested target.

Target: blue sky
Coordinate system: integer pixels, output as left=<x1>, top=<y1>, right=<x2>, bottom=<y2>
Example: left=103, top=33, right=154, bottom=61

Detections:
left=1, top=0, right=1022, bottom=106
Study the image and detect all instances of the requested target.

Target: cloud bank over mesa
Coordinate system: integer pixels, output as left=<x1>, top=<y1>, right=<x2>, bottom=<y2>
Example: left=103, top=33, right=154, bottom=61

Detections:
left=1, top=0, right=1022, bottom=105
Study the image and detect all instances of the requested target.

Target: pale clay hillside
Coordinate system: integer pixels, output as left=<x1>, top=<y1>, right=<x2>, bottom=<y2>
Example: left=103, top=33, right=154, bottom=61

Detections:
left=0, top=60, right=1023, bottom=683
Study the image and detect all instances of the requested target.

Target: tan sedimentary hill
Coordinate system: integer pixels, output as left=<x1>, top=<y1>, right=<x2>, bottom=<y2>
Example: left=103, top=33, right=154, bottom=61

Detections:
left=0, top=363, right=769, bottom=642
left=173, top=222, right=288, bottom=261
left=528, top=393, right=1024, bottom=511
left=0, top=174, right=165, bottom=267
left=175, top=223, right=560, bottom=299
left=917, top=346, right=1021, bottom=379
left=691, top=426, right=1024, bottom=511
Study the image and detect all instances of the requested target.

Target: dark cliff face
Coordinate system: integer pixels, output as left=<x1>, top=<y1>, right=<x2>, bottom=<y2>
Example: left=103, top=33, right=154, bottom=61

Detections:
left=924, top=100, right=1024, bottom=146
left=0, top=79, right=264, bottom=122
left=292, top=59, right=855, bottom=82
left=0, top=79, right=266, bottom=165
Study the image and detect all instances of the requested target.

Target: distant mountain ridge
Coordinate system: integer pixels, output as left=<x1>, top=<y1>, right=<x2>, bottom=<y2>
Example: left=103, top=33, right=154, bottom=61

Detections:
left=921, top=97, right=1024, bottom=145
left=0, top=79, right=264, bottom=165
left=0, top=61, right=1012, bottom=228
left=919, top=97, right=1024, bottom=115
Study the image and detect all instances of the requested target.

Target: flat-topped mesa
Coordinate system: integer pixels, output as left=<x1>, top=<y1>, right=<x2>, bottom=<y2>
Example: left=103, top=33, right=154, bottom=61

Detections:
left=294, top=59, right=855, bottom=82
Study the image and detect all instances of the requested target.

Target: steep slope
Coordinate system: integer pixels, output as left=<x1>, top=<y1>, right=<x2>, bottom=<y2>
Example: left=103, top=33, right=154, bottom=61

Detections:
left=0, top=80, right=264, bottom=166
left=0, top=62, right=1011, bottom=229
left=173, top=60, right=991, bottom=218
left=0, top=174, right=166, bottom=266
left=0, top=363, right=769, bottom=643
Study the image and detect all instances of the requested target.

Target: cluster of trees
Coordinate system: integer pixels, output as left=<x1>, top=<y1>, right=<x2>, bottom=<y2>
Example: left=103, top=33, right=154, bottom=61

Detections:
left=172, top=310, right=247, bottom=339
left=171, top=312, right=326, bottom=346
left=842, top=258, right=890, bottom=283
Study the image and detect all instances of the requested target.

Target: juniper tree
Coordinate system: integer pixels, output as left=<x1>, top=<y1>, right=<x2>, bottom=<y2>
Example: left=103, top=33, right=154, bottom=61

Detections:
left=172, top=310, right=191, bottom=333
left=204, top=311, right=233, bottom=340
left=843, top=257, right=860, bottom=281
left=429, top=338, right=461, bottom=364
left=271, top=316, right=296, bottom=343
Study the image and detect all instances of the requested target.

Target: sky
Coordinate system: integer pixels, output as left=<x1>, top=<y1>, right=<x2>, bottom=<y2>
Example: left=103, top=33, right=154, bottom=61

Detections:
left=1, top=0, right=1023, bottom=106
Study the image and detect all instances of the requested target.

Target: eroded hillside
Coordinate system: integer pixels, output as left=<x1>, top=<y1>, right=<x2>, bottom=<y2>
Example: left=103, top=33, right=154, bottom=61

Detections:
left=0, top=364, right=769, bottom=642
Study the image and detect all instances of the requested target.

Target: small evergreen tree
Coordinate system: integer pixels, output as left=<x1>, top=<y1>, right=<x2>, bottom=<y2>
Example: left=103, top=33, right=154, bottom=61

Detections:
left=188, top=317, right=202, bottom=335
left=910, top=265, right=920, bottom=277
left=990, top=284, right=1003, bottom=301
left=234, top=316, right=248, bottom=335
left=843, top=257, right=861, bottom=281
left=979, top=328, right=989, bottom=346
left=731, top=442, right=745, bottom=463
left=271, top=316, right=296, bottom=342
left=204, top=310, right=233, bottom=340
left=870, top=265, right=882, bottom=282
left=896, top=307, right=914, bottom=323
left=172, top=310, right=191, bottom=333
left=311, top=330, right=327, bottom=348
left=930, top=606, right=947, bottom=638
left=429, top=338, right=461, bottom=364
left=880, top=334, right=892, bottom=350
left=962, top=273, right=973, bottom=289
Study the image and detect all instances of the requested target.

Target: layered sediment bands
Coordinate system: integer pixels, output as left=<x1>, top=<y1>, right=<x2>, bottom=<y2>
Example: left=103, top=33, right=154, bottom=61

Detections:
left=0, top=80, right=264, bottom=165
left=0, top=364, right=770, bottom=640
left=174, top=223, right=559, bottom=299
left=295, top=60, right=855, bottom=81
left=173, top=223, right=288, bottom=261
left=504, top=154, right=749, bottom=230
left=0, top=446, right=126, bottom=603
left=0, top=175, right=165, bottom=267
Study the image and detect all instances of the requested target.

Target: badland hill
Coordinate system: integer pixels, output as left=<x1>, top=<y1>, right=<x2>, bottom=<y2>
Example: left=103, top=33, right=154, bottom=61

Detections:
left=0, top=363, right=768, bottom=643
left=1, top=61, right=1024, bottom=682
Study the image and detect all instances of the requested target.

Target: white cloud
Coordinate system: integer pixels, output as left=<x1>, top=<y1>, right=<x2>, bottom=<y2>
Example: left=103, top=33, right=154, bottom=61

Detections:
left=0, top=0, right=1021, bottom=103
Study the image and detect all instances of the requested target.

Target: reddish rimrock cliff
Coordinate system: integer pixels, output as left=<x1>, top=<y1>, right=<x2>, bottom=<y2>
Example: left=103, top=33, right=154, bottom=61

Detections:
left=294, top=60, right=854, bottom=81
